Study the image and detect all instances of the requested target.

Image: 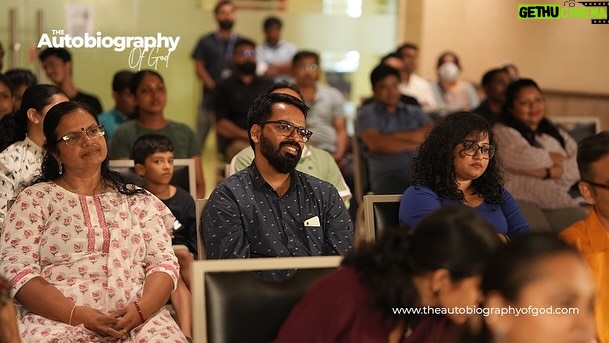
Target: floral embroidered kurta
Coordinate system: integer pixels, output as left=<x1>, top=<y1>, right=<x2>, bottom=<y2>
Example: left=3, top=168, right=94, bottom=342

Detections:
left=0, top=137, right=44, bottom=227
left=0, top=182, right=187, bottom=342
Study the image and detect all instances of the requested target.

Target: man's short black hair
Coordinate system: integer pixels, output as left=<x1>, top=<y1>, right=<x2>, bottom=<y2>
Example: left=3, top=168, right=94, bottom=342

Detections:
left=4, top=68, right=37, bottom=89
left=214, top=0, right=234, bottom=14
left=234, top=37, right=257, bottom=52
left=396, top=42, right=419, bottom=55
left=132, top=133, right=174, bottom=165
left=292, top=50, right=319, bottom=65
left=247, top=93, right=309, bottom=149
left=38, top=48, right=72, bottom=63
left=370, top=64, right=400, bottom=88
left=577, top=131, right=609, bottom=181
left=263, top=16, right=282, bottom=30
left=480, top=68, right=509, bottom=88
left=112, top=70, right=135, bottom=92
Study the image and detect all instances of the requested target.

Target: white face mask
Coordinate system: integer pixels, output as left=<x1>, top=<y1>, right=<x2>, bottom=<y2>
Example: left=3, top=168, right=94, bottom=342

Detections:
left=438, top=62, right=460, bottom=81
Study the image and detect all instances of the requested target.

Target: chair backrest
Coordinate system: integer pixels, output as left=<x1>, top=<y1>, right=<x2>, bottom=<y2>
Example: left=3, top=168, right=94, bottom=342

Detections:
left=195, top=198, right=207, bottom=260
left=363, top=194, right=402, bottom=243
left=351, top=134, right=369, bottom=204
left=191, top=256, right=342, bottom=343
left=108, top=159, right=197, bottom=199
left=549, top=116, right=601, bottom=143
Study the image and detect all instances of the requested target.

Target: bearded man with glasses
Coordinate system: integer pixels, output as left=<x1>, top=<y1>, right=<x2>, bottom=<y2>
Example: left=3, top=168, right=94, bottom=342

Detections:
left=202, top=93, right=353, bottom=282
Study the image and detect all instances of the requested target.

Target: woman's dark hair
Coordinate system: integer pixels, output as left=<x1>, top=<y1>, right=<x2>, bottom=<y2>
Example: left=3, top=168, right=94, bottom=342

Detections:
left=413, top=111, right=504, bottom=204
left=32, top=101, right=144, bottom=195
left=461, top=233, right=581, bottom=343
left=0, top=84, right=64, bottom=152
left=436, top=51, right=461, bottom=69
left=128, top=69, right=164, bottom=119
left=498, top=78, right=565, bottom=149
left=343, top=205, right=501, bottom=326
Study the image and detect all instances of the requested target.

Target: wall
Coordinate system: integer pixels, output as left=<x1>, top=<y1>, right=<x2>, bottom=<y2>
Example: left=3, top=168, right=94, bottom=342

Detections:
left=411, top=0, right=608, bottom=96
left=0, top=0, right=397, bottom=131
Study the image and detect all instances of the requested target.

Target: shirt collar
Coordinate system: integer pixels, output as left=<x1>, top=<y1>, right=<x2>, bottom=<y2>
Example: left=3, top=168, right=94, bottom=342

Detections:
left=247, top=162, right=299, bottom=194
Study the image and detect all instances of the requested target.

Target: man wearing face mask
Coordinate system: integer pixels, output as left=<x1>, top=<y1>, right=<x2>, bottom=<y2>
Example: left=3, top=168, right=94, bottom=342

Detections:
left=431, top=51, right=479, bottom=115
left=192, top=0, right=241, bottom=150
left=202, top=93, right=353, bottom=282
left=214, top=38, right=274, bottom=161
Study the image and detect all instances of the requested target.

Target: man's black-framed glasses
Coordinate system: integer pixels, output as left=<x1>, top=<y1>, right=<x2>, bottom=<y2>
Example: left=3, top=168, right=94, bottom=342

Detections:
left=582, top=179, right=609, bottom=191
left=462, top=140, right=496, bottom=159
left=262, top=120, right=313, bottom=142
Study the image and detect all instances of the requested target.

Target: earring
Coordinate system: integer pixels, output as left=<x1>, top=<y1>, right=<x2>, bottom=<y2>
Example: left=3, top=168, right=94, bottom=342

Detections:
left=58, top=163, right=63, bottom=175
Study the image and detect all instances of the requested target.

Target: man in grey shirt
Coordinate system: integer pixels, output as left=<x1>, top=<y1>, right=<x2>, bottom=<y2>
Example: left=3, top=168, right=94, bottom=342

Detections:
left=202, top=93, right=353, bottom=281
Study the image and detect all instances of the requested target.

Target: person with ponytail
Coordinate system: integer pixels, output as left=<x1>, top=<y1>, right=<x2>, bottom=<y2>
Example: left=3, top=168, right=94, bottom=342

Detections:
left=274, top=206, right=501, bottom=343
left=0, top=101, right=187, bottom=342
left=0, top=84, right=67, bottom=226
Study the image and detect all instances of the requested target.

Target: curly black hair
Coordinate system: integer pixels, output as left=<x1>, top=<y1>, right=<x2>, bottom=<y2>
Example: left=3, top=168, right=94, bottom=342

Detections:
left=31, top=101, right=144, bottom=195
left=413, top=111, right=504, bottom=204
left=343, top=205, right=500, bottom=328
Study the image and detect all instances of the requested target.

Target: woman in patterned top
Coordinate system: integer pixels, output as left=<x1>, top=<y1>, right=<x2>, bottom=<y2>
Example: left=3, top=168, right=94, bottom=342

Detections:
left=0, top=101, right=187, bottom=342
left=0, top=84, right=68, bottom=227
left=493, top=78, right=587, bottom=232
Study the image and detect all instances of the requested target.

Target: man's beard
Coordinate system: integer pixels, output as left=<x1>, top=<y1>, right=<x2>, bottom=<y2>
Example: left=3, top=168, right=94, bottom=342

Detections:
left=260, top=134, right=301, bottom=174
left=235, top=62, right=257, bottom=75
left=218, top=20, right=234, bottom=30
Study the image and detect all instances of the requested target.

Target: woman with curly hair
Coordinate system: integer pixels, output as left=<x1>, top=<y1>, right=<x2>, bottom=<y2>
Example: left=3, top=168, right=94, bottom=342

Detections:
left=399, top=111, right=530, bottom=241
left=275, top=206, right=501, bottom=343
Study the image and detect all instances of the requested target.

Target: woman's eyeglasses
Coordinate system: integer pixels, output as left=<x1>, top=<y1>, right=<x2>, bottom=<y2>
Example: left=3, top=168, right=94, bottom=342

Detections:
left=57, top=125, right=106, bottom=146
left=262, top=120, right=313, bottom=142
left=462, top=140, right=496, bottom=159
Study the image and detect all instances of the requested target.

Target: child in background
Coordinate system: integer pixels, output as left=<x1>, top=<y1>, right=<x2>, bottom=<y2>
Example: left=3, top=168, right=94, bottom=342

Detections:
left=132, top=133, right=196, bottom=342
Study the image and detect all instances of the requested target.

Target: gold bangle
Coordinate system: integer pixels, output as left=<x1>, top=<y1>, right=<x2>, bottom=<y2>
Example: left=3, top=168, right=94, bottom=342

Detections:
left=68, top=305, right=77, bottom=326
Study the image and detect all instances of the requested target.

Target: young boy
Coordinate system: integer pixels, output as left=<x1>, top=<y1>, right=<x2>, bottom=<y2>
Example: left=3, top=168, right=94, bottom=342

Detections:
left=132, top=133, right=196, bottom=342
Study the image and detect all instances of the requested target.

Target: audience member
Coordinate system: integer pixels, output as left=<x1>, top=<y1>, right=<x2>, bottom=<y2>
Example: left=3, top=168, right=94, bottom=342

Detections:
left=275, top=206, right=501, bottom=342
left=493, top=78, right=586, bottom=232
left=256, top=16, right=297, bottom=82
left=359, top=53, right=420, bottom=107
left=98, top=70, right=135, bottom=139
left=4, top=68, right=37, bottom=113
left=0, top=101, right=187, bottom=342
left=229, top=82, right=352, bottom=203
left=473, top=68, right=511, bottom=124
left=0, top=85, right=68, bottom=226
left=132, top=133, right=195, bottom=341
left=431, top=51, right=479, bottom=113
left=400, top=111, right=530, bottom=240
left=292, top=50, right=349, bottom=166
left=191, top=0, right=240, bottom=148
left=356, top=64, right=432, bottom=194
left=215, top=38, right=274, bottom=161
left=108, top=70, right=205, bottom=198
left=396, top=42, right=437, bottom=110
left=461, top=233, right=595, bottom=343
left=560, top=131, right=609, bottom=343
left=0, top=74, right=13, bottom=119
left=202, top=93, right=353, bottom=281
left=38, top=48, right=103, bottom=115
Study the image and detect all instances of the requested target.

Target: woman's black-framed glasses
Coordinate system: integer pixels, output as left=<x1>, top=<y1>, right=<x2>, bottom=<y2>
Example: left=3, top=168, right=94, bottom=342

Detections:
left=582, top=180, right=609, bottom=191
left=462, top=140, right=496, bottom=159
left=262, top=120, right=313, bottom=142
left=57, top=124, right=106, bottom=146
